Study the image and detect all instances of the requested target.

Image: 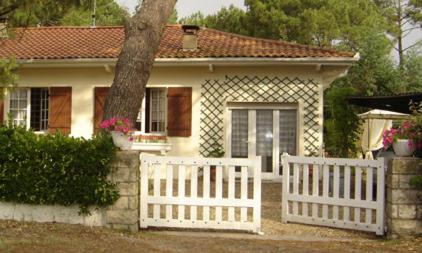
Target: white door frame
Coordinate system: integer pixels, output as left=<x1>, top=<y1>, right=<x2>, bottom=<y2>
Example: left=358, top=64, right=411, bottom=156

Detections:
left=225, top=102, right=301, bottom=181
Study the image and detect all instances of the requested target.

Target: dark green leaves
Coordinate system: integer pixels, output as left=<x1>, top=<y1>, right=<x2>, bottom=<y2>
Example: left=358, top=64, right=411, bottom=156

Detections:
left=0, top=125, right=118, bottom=214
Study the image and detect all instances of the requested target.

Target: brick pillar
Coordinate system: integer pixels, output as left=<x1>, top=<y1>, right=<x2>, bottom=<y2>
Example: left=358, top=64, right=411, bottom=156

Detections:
left=386, top=157, right=422, bottom=238
left=106, top=151, right=140, bottom=232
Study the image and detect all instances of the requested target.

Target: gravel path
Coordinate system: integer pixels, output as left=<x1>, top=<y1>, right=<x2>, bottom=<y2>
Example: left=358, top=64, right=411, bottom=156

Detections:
left=1, top=220, right=421, bottom=253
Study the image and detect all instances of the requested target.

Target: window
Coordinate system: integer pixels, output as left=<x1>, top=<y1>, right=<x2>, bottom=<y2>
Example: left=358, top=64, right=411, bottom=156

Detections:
left=8, top=88, right=49, bottom=131
left=9, top=88, right=29, bottom=127
left=149, top=88, right=166, bottom=133
left=279, top=109, right=297, bottom=155
left=30, top=88, right=49, bottom=131
left=136, top=88, right=167, bottom=134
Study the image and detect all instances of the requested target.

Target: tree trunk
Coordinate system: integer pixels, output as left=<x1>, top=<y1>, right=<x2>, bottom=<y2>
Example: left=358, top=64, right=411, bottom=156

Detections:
left=103, top=0, right=177, bottom=124
left=397, top=0, right=404, bottom=69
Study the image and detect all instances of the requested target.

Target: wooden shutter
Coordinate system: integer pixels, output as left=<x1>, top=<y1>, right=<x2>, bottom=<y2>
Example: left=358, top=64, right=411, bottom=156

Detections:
left=49, top=87, right=72, bottom=135
left=167, top=87, right=192, bottom=137
left=94, top=87, right=110, bottom=133
left=0, top=88, right=4, bottom=125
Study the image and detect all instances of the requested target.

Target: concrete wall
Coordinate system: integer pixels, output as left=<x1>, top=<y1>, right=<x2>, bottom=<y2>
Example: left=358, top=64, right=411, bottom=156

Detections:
left=2, top=64, right=348, bottom=157
left=386, top=158, right=422, bottom=238
left=0, top=151, right=140, bottom=232
left=0, top=202, right=107, bottom=226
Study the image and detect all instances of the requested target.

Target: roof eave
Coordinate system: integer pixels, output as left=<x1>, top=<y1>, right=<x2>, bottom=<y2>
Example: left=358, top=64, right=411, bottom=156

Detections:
left=155, top=55, right=359, bottom=66
left=17, top=54, right=359, bottom=68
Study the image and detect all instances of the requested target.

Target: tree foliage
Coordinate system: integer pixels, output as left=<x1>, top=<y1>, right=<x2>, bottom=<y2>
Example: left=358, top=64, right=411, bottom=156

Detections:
left=168, top=9, right=178, bottom=24
left=243, top=0, right=386, bottom=48
left=3, top=0, right=128, bottom=27
left=0, top=58, right=18, bottom=95
left=333, top=28, right=399, bottom=96
left=374, top=0, right=422, bottom=66
left=1, top=0, right=81, bottom=26
left=397, top=48, right=422, bottom=92
left=325, top=87, right=361, bottom=158
left=180, top=5, right=248, bottom=35
left=61, top=0, right=128, bottom=26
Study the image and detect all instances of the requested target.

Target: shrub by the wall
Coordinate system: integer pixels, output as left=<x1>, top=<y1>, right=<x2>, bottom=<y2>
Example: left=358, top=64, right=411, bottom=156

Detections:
left=0, top=125, right=119, bottom=214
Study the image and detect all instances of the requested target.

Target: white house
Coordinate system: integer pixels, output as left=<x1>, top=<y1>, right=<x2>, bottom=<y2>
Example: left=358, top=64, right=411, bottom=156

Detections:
left=0, top=25, right=358, bottom=180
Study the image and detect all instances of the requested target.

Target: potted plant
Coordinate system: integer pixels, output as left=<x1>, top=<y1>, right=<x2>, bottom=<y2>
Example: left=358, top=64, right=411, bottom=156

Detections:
left=100, top=118, right=134, bottom=150
left=383, top=121, right=415, bottom=157
left=208, top=141, right=225, bottom=181
left=409, top=101, right=422, bottom=158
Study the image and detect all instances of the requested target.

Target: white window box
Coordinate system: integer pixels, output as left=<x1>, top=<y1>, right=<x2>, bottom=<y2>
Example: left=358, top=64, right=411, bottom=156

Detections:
left=131, top=142, right=172, bottom=155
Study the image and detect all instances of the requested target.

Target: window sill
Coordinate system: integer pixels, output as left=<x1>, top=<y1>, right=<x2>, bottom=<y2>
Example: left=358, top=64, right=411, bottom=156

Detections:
left=131, top=142, right=172, bottom=155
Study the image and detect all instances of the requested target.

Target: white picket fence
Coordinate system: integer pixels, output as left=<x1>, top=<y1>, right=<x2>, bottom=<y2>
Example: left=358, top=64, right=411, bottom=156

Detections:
left=281, top=155, right=385, bottom=235
left=140, top=155, right=262, bottom=233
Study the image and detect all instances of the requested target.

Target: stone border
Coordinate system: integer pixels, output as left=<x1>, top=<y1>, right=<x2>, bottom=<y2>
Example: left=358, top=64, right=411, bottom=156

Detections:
left=386, top=157, right=422, bottom=238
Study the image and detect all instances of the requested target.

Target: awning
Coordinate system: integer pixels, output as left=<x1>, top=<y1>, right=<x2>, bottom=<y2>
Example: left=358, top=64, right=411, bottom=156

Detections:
left=358, top=109, right=410, bottom=120
left=348, top=93, right=422, bottom=113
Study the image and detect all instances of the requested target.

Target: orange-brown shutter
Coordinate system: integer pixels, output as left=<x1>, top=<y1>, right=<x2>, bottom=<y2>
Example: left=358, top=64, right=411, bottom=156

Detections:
left=94, top=87, right=110, bottom=133
left=49, top=87, right=72, bottom=135
left=167, top=87, right=192, bottom=137
left=0, top=88, right=4, bottom=125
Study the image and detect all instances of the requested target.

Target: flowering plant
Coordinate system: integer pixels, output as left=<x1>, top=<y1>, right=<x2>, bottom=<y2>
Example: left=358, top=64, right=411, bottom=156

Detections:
left=382, top=120, right=418, bottom=150
left=409, top=101, right=422, bottom=154
left=100, top=118, right=132, bottom=135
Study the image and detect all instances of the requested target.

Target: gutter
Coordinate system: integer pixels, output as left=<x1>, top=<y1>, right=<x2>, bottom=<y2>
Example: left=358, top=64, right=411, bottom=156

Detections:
left=18, top=53, right=360, bottom=68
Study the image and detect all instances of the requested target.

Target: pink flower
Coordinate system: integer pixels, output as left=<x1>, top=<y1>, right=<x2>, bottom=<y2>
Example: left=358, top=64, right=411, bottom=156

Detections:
left=100, top=117, right=132, bottom=135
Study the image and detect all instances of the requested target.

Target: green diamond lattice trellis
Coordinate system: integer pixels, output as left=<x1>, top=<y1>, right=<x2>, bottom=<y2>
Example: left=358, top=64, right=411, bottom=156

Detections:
left=200, top=75, right=320, bottom=157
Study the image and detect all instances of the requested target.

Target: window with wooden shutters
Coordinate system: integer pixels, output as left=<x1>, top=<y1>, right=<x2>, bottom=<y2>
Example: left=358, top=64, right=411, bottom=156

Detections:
left=149, top=88, right=166, bottom=133
left=94, top=87, right=109, bottom=133
left=49, top=87, right=72, bottom=135
left=5, top=88, right=49, bottom=131
left=9, top=88, right=30, bottom=127
left=30, top=88, right=49, bottom=131
left=167, top=87, right=192, bottom=137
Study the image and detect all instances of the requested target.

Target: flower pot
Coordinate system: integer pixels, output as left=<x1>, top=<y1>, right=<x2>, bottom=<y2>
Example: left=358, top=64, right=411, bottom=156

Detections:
left=393, top=139, right=415, bottom=157
left=111, top=131, right=133, bottom=151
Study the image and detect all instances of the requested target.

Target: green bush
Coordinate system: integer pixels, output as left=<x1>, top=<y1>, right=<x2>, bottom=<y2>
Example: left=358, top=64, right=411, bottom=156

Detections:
left=325, top=86, right=361, bottom=158
left=0, top=125, right=119, bottom=214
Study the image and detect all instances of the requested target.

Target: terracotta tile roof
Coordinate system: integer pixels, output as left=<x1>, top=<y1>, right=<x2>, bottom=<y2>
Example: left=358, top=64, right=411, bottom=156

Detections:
left=0, top=25, right=355, bottom=60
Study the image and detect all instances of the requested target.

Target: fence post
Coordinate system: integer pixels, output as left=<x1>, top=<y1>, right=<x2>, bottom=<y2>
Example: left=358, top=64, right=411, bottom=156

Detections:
left=281, top=153, right=290, bottom=223
left=376, top=157, right=385, bottom=236
left=253, top=156, right=262, bottom=233
left=139, top=153, right=149, bottom=228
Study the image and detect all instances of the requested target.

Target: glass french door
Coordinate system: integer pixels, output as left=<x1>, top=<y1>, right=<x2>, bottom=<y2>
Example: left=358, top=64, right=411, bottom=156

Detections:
left=229, top=107, right=297, bottom=180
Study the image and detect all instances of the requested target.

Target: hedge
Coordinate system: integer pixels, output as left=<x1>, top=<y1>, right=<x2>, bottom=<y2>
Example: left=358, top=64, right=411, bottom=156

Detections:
left=0, top=125, right=119, bottom=214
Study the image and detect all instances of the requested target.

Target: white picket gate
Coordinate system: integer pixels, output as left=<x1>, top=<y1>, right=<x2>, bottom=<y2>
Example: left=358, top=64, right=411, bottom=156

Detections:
left=140, top=155, right=262, bottom=233
left=281, top=155, right=385, bottom=235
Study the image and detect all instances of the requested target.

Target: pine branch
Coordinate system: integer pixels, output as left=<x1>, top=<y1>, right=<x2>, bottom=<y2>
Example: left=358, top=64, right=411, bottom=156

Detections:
left=0, top=1, right=20, bottom=17
left=403, top=40, right=422, bottom=52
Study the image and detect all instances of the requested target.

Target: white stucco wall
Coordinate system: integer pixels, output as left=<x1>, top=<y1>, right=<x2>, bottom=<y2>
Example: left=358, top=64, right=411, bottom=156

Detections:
left=0, top=202, right=106, bottom=226
left=8, top=64, right=347, bottom=157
